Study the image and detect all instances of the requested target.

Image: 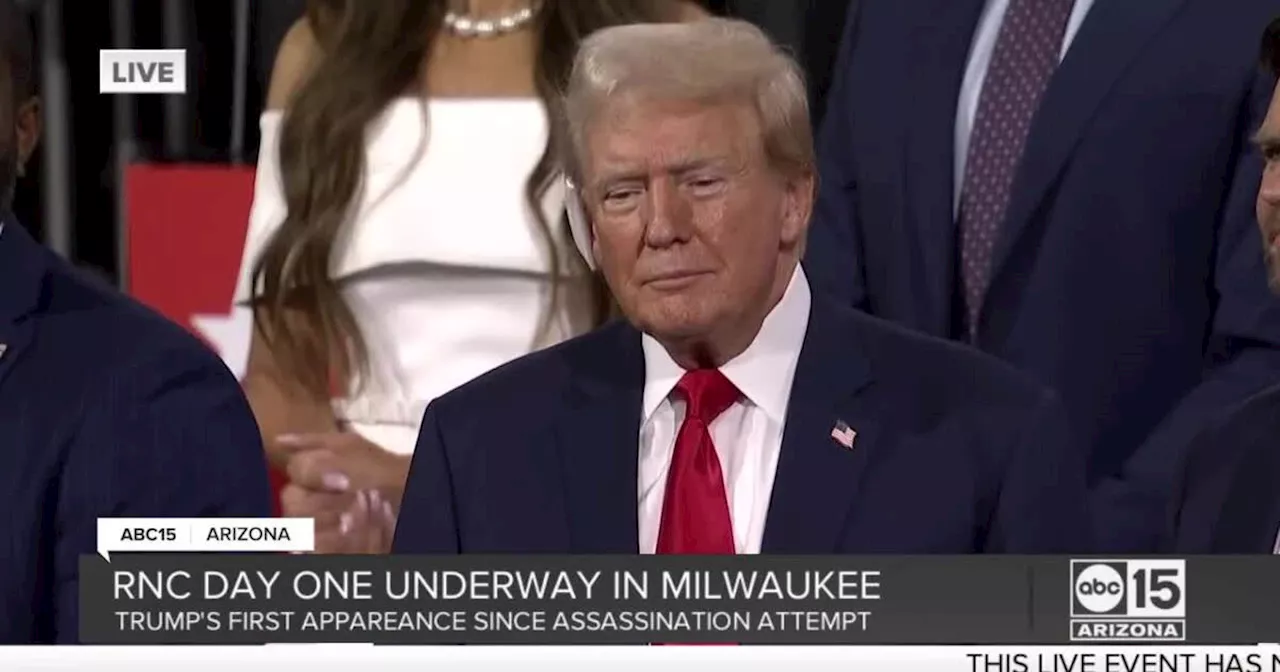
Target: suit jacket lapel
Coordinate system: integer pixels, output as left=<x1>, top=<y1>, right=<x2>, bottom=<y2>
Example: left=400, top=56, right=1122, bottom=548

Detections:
left=556, top=321, right=644, bottom=553
left=0, top=215, right=44, bottom=391
left=984, top=0, right=1190, bottom=313
left=762, top=296, right=876, bottom=553
left=902, top=0, right=987, bottom=336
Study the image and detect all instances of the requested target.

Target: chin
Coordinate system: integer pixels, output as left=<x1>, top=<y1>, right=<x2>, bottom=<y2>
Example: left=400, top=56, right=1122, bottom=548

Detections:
left=1268, top=243, right=1280, bottom=292
left=629, top=302, right=718, bottom=342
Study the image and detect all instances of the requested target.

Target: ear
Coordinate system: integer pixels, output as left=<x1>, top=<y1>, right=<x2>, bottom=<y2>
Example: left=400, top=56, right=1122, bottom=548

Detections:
left=564, top=177, right=597, bottom=270
left=590, top=221, right=602, bottom=266
left=779, top=169, right=815, bottom=248
left=15, top=96, right=41, bottom=174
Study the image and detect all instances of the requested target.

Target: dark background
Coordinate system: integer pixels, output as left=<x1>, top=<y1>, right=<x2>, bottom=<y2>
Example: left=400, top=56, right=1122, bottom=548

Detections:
left=12, top=0, right=851, bottom=285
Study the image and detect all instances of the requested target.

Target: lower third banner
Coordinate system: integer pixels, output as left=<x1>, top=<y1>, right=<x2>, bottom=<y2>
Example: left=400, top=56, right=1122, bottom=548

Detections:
left=78, top=555, right=1280, bottom=644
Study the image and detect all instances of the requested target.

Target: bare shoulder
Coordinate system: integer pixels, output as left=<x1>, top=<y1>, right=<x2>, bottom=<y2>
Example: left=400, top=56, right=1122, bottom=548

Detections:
left=266, top=17, right=322, bottom=111
left=669, top=0, right=711, bottom=22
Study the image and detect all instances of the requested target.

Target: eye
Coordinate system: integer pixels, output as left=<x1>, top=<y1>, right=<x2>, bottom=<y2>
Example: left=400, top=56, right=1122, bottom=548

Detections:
left=601, top=187, right=642, bottom=212
left=685, top=175, right=726, bottom=197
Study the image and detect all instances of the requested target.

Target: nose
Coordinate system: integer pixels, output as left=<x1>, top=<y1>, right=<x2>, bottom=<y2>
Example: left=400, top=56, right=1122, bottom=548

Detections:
left=642, top=177, right=693, bottom=249
left=1262, top=161, right=1280, bottom=208
left=1260, top=161, right=1280, bottom=225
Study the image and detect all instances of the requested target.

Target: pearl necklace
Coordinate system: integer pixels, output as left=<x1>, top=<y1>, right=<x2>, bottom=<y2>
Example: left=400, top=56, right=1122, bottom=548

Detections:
left=443, top=3, right=540, bottom=38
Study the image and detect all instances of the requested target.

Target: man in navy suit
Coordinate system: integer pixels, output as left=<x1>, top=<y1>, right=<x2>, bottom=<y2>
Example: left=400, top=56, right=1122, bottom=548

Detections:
left=804, top=0, right=1280, bottom=551
left=390, top=19, right=1091, bottom=556
left=0, top=0, right=273, bottom=641
left=1174, top=18, right=1280, bottom=553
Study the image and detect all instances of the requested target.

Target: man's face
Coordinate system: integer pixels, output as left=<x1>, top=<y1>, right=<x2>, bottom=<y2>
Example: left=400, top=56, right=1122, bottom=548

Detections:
left=1259, top=82, right=1280, bottom=290
left=582, top=98, right=812, bottom=350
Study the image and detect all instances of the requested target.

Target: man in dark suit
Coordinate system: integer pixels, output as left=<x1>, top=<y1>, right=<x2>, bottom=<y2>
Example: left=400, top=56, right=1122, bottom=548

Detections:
left=1174, top=18, right=1280, bottom=554
left=389, top=19, right=1090, bottom=556
left=804, top=0, right=1280, bottom=551
left=0, top=0, right=273, bottom=641
left=702, top=0, right=853, bottom=127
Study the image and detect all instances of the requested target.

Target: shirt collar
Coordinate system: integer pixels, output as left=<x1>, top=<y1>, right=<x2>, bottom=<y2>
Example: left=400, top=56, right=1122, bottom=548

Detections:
left=641, top=264, right=811, bottom=422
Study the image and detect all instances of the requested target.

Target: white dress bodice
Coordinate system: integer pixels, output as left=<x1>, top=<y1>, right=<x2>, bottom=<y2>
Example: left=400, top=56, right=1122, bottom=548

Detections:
left=234, top=98, right=593, bottom=455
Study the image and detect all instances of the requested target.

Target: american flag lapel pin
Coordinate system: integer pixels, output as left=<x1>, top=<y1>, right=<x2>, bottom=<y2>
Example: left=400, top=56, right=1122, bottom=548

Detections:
left=830, top=420, right=856, bottom=449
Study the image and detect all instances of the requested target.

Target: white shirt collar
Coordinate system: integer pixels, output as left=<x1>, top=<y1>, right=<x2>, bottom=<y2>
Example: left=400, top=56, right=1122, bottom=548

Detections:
left=641, top=265, right=811, bottom=423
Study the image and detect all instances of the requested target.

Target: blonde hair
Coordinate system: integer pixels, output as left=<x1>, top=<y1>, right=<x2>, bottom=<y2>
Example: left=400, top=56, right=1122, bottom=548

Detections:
left=563, top=17, right=813, bottom=184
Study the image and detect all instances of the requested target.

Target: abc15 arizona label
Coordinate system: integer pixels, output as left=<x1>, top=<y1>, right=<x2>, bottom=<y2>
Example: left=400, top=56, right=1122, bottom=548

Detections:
left=1070, top=559, right=1186, bottom=642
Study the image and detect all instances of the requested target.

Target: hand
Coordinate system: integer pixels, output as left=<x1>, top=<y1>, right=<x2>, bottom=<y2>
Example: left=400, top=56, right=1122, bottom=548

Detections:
left=275, top=432, right=409, bottom=553
left=275, top=431, right=409, bottom=503
left=328, top=489, right=397, bottom=554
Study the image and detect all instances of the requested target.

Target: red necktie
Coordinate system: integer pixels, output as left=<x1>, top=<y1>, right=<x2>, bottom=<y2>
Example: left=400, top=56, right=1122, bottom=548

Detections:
left=656, top=369, right=739, bottom=554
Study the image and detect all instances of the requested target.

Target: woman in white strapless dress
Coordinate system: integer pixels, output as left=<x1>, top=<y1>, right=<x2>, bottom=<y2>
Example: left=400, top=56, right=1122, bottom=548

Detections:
left=237, top=0, right=706, bottom=552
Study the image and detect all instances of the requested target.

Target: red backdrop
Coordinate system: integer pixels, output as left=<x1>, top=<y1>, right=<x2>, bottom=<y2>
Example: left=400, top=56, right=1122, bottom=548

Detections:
left=125, top=163, right=286, bottom=512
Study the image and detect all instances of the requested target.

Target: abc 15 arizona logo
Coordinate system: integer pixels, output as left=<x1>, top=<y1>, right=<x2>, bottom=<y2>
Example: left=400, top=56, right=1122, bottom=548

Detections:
left=1070, top=559, right=1186, bottom=641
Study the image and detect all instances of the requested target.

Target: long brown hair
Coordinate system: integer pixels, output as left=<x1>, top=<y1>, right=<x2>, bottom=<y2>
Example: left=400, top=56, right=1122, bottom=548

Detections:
left=252, top=0, right=693, bottom=396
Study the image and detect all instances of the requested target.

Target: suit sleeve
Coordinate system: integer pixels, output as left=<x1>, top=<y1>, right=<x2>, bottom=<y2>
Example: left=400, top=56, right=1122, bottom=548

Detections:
left=987, top=392, right=1094, bottom=553
left=391, top=403, right=461, bottom=553
left=55, top=342, right=273, bottom=643
left=1168, top=412, right=1238, bottom=553
left=1096, top=69, right=1280, bottom=552
left=801, top=0, right=869, bottom=309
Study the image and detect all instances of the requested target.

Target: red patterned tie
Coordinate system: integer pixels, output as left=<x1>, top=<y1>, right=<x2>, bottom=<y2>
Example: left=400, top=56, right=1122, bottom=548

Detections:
left=656, top=369, right=739, bottom=555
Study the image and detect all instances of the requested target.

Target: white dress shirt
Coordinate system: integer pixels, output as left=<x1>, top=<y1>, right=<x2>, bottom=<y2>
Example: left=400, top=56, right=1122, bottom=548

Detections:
left=637, top=266, right=811, bottom=554
left=954, top=0, right=1097, bottom=215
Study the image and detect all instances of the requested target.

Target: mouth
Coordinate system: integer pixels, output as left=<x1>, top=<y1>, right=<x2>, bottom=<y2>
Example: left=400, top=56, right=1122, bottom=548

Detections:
left=642, top=270, right=713, bottom=291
